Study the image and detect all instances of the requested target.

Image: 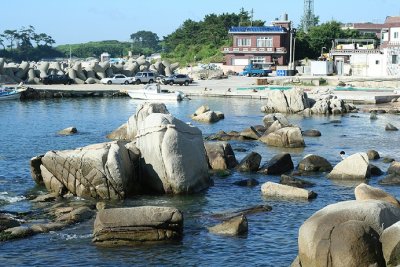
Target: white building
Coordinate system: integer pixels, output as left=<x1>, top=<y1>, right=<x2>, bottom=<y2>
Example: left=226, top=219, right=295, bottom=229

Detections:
left=381, top=17, right=400, bottom=76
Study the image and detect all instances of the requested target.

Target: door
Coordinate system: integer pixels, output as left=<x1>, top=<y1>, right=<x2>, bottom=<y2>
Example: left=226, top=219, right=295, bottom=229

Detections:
left=336, top=61, right=344, bottom=76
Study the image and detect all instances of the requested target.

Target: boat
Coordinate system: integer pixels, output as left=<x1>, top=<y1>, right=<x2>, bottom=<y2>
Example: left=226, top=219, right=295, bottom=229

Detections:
left=0, top=85, right=24, bottom=101
left=124, top=83, right=187, bottom=101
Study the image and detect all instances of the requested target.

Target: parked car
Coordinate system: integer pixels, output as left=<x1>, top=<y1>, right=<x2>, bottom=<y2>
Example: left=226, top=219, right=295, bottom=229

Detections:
left=100, top=74, right=134, bottom=85
left=162, top=74, right=193, bottom=86
left=40, top=74, right=74, bottom=85
left=132, top=72, right=156, bottom=84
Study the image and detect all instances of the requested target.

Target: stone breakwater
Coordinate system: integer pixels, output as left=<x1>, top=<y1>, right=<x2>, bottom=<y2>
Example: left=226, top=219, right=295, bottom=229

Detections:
left=0, top=56, right=179, bottom=85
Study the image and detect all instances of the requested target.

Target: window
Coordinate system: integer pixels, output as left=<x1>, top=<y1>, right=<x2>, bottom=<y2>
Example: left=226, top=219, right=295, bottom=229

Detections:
left=257, top=37, right=273, bottom=47
left=237, top=38, right=251, bottom=47
left=395, top=32, right=399, bottom=39
left=392, top=55, right=398, bottom=64
left=251, top=56, right=265, bottom=64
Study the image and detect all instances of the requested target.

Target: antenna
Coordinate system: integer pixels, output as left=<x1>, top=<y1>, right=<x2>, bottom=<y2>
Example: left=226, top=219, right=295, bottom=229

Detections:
left=304, top=0, right=315, bottom=33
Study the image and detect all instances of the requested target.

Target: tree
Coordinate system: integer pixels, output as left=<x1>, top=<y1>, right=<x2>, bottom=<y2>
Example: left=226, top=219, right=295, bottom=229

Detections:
left=17, top=25, right=35, bottom=50
left=0, top=34, right=5, bottom=50
left=162, top=9, right=265, bottom=64
left=2, top=30, right=18, bottom=51
left=130, top=30, right=160, bottom=52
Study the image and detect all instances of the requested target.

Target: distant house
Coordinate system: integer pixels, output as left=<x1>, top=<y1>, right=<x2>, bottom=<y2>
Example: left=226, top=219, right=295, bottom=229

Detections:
left=335, top=16, right=400, bottom=77
left=380, top=16, right=400, bottom=75
left=330, top=38, right=384, bottom=76
left=341, top=22, right=384, bottom=39
left=222, top=15, right=292, bottom=72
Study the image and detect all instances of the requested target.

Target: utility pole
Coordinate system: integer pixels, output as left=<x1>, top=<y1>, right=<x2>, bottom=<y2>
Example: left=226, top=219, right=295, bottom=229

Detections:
left=251, top=9, right=254, bottom=26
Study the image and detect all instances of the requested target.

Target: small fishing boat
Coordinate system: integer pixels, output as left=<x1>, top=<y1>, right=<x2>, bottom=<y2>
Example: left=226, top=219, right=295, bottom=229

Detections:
left=0, top=86, right=23, bottom=101
left=124, top=83, right=187, bottom=101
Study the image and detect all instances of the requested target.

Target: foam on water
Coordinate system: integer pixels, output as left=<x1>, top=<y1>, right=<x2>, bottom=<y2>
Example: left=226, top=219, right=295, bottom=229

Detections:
left=0, top=192, right=26, bottom=203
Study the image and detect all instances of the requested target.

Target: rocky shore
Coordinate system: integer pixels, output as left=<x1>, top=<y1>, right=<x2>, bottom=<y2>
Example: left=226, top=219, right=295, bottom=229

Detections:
left=1, top=84, right=400, bottom=265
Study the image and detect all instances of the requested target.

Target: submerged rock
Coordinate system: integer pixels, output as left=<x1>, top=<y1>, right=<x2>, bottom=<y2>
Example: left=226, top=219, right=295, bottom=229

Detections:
left=57, top=127, right=77, bottom=135
left=261, top=181, right=317, bottom=200
left=92, top=206, right=183, bottom=246
left=280, top=174, right=314, bottom=188
left=208, top=215, right=248, bottom=236
left=302, top=129, right=321, bottom=137
left=385, top=123, right=398, bottom=131
left=233, top=178, right=259, bottom=187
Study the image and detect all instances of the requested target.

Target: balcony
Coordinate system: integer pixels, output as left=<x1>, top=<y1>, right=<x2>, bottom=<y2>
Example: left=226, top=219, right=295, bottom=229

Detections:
left=330, top=48, right=381, bottom=55
left=222, top=47, right=287, bottom=54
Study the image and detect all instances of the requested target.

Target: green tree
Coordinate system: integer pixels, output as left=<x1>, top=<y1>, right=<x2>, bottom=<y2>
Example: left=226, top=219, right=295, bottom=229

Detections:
left=163, top=9, right=264, bottom=64
left=2, top=30, right=18, bottom=50
left=130, top=30, right=160, bottom=52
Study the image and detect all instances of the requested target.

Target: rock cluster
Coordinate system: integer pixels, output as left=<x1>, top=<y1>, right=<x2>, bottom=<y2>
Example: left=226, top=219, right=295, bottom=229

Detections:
left=0, top=56, right=179, bottom=85
left=191, top=105, right=224, bottom=123
left=260, top=88, right=354, bottom=115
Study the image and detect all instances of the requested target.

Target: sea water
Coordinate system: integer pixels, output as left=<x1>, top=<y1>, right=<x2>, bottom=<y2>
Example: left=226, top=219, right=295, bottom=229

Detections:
left=0, top=97, right=399, bottom=266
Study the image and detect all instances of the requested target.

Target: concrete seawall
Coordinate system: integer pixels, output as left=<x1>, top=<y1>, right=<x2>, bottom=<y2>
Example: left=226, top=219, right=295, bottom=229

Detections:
left=18, top=76, right=400, bottom=104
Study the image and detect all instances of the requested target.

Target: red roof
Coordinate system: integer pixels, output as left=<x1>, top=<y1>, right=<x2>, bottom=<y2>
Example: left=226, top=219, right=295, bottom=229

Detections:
left=352, top=23, right=384, bottom=30
left=385, top=16, right=400, bottom=24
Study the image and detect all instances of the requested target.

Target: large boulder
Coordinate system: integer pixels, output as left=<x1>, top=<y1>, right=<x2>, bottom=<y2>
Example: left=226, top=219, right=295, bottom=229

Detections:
left=327, top=152, right=370, bottom=180
left=261, top=182, right=317, bottom=199
left=92, top=206, right=183, bottom=246
left=381, top=221, right=400, bottom=267
left=136, top=113, right=211, bottom=194
left=259, top=127, right=305, bottom=148
left=298, top=200, right=400, bottom=267
left=204, top=142, right=238, bottom=170
left=260, top=88, right=310, bottom=113
left=31, top=141, right=139, bottom=200
left=259, top=153, right=294, bottom=175
left=297, top=154, right=332, bottom=173
left=125, top=102, right=169, bottom=140
left=354, top=183, right=400, bottom=208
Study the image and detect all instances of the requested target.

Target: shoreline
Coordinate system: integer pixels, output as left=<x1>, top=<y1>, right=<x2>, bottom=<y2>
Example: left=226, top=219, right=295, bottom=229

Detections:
left=16, top=75, right=400, bottom=105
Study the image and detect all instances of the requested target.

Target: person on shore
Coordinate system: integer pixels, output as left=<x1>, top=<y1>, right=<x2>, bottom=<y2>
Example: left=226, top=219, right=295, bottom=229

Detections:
left=340, top=151, right=347, bottom=160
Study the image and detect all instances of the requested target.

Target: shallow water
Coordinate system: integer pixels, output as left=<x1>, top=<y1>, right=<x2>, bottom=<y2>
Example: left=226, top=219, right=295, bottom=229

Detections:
left=0, top=96, right=399, bottom=266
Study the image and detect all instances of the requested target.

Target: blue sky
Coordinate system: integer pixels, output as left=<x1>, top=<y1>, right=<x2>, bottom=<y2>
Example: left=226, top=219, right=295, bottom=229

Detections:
left=1, top=0, right=400, bottom=45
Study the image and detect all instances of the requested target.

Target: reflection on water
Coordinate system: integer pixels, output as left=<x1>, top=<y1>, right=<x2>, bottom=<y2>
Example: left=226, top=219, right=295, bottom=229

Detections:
left=0, top=97, right=399, bottom=266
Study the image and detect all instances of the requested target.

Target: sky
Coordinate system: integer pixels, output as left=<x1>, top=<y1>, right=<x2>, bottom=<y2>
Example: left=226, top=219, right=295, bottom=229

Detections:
left=1, top=0, right=400, bottom=46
